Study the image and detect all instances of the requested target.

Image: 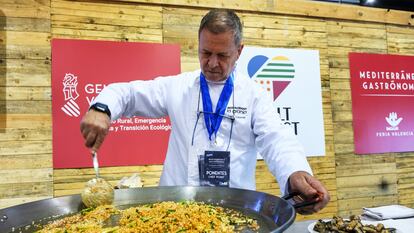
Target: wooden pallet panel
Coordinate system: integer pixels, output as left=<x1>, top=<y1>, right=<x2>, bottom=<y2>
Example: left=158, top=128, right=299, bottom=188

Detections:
left=1, top=0, right=413, bottom=216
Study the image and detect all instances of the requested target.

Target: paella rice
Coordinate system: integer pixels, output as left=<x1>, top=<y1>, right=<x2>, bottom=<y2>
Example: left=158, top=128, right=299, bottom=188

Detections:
left=36, top=201, right=259, bottom=233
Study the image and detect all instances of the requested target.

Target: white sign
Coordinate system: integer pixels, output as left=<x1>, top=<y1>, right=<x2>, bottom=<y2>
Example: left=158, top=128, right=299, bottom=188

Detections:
left=236, top=47, right=325, bottom=156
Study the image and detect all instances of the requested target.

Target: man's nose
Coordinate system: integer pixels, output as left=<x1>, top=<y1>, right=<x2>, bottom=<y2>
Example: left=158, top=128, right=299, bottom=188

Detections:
left=208, top=55, right=218, bottom=68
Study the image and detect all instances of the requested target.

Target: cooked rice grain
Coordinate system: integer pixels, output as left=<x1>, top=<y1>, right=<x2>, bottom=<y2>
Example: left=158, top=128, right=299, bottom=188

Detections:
left=36, top=201, right=259, bottom=233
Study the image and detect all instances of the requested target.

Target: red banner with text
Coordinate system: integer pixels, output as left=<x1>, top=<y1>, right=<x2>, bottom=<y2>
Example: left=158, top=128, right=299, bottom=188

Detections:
left=52, top=39, right=180, bottom=168
left=350, top=52, right=414, bottom=154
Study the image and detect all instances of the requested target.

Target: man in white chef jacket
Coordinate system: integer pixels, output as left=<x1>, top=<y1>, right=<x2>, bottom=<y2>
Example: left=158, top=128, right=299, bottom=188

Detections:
left=80, top=8, right=330, bottom=215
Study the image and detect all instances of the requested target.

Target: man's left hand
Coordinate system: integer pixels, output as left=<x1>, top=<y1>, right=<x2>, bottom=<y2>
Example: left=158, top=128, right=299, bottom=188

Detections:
left=288, top=171, right=330, bottom=215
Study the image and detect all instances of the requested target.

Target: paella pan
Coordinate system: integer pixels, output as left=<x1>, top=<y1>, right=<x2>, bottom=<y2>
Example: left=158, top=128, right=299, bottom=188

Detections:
left=0, top=186, right=302, bottom=233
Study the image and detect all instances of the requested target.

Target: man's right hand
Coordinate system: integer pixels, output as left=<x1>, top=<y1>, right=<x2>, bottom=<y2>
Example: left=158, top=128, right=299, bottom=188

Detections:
left=80, top=109, right=111, bottom=152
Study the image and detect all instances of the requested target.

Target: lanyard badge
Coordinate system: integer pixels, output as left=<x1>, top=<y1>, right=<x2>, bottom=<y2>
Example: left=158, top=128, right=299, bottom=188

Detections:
left=199, top=151, right=230, bottom=187
left=197, top=72, right=234, bottom=187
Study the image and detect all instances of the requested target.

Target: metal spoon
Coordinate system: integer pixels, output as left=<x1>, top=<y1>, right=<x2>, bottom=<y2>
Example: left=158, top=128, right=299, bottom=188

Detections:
left=92, top=151, right=100, bottom=178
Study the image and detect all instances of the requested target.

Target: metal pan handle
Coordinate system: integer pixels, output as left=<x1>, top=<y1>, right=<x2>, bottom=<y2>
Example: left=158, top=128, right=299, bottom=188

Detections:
left=281, top=191, right=319, bottom=209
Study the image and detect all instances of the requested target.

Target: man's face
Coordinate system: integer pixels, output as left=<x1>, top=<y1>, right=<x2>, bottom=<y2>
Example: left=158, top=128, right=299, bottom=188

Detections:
left=198, top=29, right=243, bottom=82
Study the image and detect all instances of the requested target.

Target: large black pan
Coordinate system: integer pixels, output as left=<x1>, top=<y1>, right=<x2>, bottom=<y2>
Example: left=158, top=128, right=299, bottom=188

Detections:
left=0, top=186, right=307, bottom=233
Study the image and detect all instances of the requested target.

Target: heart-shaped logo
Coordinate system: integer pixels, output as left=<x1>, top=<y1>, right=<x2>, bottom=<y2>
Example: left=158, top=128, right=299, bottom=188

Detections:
left=247, top=55, right=295, bottom=100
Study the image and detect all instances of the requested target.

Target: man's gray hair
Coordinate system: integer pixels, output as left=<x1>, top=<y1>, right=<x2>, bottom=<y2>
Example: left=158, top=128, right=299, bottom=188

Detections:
left=198, top=9, right=243, bottom=46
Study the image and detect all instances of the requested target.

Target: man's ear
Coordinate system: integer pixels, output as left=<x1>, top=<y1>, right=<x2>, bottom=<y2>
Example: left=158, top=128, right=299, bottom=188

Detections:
left=237, top=43, right=244, bottom=59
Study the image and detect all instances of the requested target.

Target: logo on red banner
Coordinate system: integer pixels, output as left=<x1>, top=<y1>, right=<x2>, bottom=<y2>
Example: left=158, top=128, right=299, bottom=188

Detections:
left=52, top=39, right=180, bottom=168
left=349, top=52, right=414, bottom=154
left=61, top=73, right=81, bottom=117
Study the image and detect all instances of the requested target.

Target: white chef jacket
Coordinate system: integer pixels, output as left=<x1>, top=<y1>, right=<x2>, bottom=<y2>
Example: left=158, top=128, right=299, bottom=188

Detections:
left=93, top=70, right=312, bottom=195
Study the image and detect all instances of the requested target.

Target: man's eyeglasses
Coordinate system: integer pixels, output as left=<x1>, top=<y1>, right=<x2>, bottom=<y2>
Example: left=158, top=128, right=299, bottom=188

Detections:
left=191, top=111, right=235, bottom=151
left=197, top=111, right=235, bottom=121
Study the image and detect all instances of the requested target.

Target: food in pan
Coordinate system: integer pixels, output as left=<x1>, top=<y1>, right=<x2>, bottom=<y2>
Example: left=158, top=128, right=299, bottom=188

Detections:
left=36, top=201, right=259, bottom=232
left=81, top=178, right=114, bottom=208
left=35, top=205, right=119, bottom=233
left=313, top=215, right=396, bottom=233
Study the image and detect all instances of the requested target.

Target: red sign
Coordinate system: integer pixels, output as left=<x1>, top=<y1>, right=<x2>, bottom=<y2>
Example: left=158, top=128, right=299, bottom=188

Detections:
left=52, top=39, right=180, bottom=168
left=349, top=52, right=414, bottom=154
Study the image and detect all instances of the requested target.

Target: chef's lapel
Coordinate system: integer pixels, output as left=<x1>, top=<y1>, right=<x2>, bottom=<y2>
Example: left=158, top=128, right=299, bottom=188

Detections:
left=186, top=75, right=202, bottom=185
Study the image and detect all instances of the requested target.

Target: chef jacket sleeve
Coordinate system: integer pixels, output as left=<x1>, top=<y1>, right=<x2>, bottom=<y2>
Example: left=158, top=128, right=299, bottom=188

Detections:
left=251, top=87, right=313, bottom=195
left=92, top=75, right=175, bottom=120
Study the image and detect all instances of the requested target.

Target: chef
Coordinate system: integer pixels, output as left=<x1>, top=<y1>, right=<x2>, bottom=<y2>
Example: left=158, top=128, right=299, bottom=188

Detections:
left=80, top=8, right=330, bottom=215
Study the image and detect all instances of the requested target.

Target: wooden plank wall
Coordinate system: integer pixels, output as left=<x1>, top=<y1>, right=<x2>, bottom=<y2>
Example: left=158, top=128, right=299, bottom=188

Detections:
left=0, top=0, right=53, bottom=208
left=1, top=0, right=413, bottom=222
left=385, top=25, right=414, bottom=210
left=329, top=20, right=394, bottom=216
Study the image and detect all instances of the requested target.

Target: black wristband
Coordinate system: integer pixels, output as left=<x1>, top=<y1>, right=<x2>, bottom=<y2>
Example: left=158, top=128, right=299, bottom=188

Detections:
left=89, top=102, right=111, bottom=118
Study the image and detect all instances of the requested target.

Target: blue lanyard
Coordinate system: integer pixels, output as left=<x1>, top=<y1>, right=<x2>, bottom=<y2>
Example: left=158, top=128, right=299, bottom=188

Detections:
left=199, top=72, right=234, bottom=141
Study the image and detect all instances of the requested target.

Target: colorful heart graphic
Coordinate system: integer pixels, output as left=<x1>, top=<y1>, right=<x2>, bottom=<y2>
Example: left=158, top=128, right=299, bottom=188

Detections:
left=247, top=55, right=295, bottom=100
